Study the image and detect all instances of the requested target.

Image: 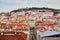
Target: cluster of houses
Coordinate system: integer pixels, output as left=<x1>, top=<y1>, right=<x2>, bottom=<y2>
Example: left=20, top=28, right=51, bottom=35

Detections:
left=0, top=7, right=60, bottom=31
left=0, top=7, right=60, bottom=40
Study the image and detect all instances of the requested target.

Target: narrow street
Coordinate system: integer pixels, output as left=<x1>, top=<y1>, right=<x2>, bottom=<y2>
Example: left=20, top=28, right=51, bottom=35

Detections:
left=29, top=27, right=37, bottom=40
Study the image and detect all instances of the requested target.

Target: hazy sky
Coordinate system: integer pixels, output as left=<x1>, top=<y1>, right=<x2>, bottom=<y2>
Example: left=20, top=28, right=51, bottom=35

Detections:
left=0, top=0, right=60, bottom=12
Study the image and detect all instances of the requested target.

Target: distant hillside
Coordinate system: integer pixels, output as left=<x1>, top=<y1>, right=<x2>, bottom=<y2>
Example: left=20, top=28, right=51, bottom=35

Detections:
left=10, top=7, right=60, bottom=15
left=10, top=7, right=53, bottom=12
